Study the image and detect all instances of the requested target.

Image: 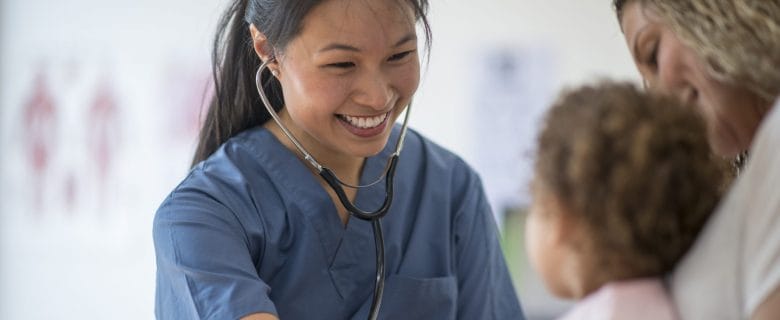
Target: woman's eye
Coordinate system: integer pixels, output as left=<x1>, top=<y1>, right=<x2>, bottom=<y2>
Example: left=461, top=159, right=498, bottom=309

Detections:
left=645, top=42, right=659, bottom=68
left=388, top=50, right=414, bottom=62
left=326, top=62, right=355, bottom=69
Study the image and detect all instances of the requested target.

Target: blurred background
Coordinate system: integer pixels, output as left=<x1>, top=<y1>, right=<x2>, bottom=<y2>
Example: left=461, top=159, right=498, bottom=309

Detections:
left=0, top=0, right=639, bottom=319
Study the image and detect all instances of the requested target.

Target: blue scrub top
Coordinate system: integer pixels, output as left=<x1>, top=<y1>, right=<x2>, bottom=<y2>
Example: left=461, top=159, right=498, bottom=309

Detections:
left=153, top=125, right=524, bottom=320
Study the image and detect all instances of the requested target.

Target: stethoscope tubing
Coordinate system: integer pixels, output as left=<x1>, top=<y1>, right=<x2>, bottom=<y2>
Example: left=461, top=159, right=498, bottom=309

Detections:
left=254, top=59, right=411, bottom=320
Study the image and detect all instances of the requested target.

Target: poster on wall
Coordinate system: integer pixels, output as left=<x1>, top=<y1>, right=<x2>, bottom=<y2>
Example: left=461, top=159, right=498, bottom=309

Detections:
left=0, top=55, right=210, bottom=319
left=0, top=0, right=218, bottom=318
left=470, top=46, right=557, bottom=219
left=13, top=63, right=124, bottom=218
left=6, top=57, right=210, bottom=219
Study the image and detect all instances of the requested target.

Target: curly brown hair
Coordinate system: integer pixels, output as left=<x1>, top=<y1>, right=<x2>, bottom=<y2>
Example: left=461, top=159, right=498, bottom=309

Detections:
left=535, top=81, right=725, bottom=278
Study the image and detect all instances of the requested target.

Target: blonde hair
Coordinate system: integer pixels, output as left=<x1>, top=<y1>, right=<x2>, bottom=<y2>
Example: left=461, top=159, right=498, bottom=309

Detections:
left=616, top=0, right=780, bottom=101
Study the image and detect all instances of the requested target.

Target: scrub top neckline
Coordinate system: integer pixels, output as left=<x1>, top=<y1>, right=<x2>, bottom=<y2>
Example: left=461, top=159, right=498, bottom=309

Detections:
left=246, top=126, right=398, bottom=287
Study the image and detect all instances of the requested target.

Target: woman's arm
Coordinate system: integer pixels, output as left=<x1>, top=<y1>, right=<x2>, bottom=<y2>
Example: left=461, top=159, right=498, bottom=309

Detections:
left=154, top=175, right=278, bottom=319
left=451, top=165, right=525, bottom=319
left=752, top=286, right=780, bottom=320
left=241, top=313, right=279, bottom=320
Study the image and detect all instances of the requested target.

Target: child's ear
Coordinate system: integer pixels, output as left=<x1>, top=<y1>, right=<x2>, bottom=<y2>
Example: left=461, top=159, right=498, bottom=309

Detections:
left=529, top=187, right=579, bottom=247
left=547, top=200, right=584, bottom=248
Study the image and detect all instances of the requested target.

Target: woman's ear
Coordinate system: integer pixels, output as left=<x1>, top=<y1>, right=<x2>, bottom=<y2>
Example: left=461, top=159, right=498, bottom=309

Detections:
left=249, top=24, right=281, bottom=78
left=249, top=24, right=276, bottom=64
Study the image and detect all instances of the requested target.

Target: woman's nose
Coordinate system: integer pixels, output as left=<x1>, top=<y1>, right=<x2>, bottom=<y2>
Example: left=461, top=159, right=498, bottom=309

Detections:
left=655, top=52, right=699, bottom=106
left=353, top=72, right=394, bottom=110
left=656, top=73, right=698, bottom=107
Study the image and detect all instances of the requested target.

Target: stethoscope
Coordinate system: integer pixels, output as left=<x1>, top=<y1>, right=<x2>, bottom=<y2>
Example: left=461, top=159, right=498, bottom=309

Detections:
left=255, top=59, right=411, bottom=320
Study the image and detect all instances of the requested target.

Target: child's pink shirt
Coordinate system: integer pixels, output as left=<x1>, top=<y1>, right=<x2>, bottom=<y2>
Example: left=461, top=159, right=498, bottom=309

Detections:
left=558, top=278, right=678, bottom=320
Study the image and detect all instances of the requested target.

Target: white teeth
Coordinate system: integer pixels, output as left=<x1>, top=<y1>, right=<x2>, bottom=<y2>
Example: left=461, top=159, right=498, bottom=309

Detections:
left=341, top=113, right=388, bottom=129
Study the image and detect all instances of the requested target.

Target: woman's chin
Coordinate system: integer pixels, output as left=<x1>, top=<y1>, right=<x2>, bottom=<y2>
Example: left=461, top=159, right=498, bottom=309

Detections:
left=711, top=139, right=745, bottom=158
left=349, top=144, right=389, bottom=158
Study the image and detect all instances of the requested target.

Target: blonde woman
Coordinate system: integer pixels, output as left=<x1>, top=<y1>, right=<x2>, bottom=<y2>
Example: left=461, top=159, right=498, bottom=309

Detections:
left=614, top=0, right=780, bottom=319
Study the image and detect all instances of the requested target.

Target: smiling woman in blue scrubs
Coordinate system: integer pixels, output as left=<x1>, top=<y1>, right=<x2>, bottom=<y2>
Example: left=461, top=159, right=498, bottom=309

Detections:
left=152, top=0, right=524, bottom=319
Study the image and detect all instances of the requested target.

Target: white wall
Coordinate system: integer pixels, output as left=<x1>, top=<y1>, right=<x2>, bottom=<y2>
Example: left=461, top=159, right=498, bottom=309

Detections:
left=413, top=0, right=638, bottom=157
left=0, top=1, right=638, bottom=319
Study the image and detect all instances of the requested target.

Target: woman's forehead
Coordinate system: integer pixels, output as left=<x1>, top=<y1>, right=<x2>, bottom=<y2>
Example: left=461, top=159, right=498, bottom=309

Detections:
left=620, top=2, right=661, bottom=40
left=294, top=0, right=417, bottom=48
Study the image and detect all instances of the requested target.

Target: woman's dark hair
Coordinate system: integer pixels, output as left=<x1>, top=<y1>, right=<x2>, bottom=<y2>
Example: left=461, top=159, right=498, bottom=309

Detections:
left=192, top=0, right=432, bottom=166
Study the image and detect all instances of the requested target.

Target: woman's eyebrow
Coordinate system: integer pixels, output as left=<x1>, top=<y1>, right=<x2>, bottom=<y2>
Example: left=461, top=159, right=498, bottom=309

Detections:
left=318, top=32, right=417, bottom=53
left=393, top=33, right=417, bottom=47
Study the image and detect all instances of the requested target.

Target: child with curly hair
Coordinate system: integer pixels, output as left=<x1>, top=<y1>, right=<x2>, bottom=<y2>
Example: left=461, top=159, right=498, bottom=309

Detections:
left=527, top=81, right=726, bottom=319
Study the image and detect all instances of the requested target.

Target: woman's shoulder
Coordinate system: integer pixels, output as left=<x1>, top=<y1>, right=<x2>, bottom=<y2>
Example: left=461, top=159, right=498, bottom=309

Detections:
left=760, top=99, right=780, bottom=138
left=402, top=127, right=476, bottom=177
left=156, top=127, right=278, bottom=217
left=398, top=127, right=484, bottom=199
left=670, top=100, right=780, bottom=319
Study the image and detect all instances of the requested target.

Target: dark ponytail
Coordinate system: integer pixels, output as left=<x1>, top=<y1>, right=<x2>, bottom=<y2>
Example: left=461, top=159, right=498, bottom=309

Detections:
left=192, top=0, right=432, bottom=167
left=192, top=0, right=277, bottom=166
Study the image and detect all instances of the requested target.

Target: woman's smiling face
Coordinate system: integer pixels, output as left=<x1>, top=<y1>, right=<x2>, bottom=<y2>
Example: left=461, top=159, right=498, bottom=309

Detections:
left=261, top=0, right=420, bottom=161
left=621, top=1, right=769, bottom=157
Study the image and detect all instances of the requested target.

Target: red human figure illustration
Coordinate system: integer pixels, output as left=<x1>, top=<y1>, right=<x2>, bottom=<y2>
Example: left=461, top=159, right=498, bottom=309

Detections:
left=23, top=72, right=58, bottom=214
left=87, top=79, right=120, bottom=212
